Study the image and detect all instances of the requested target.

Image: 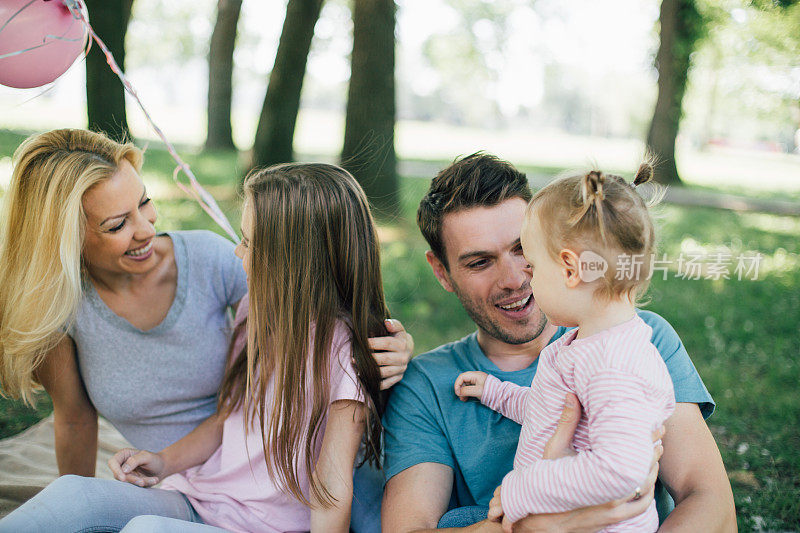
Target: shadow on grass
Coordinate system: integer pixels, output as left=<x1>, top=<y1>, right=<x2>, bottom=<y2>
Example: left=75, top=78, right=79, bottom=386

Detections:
left=646, top=205, right=800, bottom=530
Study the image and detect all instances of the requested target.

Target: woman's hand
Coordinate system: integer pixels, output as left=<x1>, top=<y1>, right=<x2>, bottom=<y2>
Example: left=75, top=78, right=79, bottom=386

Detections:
left=368, top=319, right=414, bottom=390
left=108, top=448, right=166, bottom=488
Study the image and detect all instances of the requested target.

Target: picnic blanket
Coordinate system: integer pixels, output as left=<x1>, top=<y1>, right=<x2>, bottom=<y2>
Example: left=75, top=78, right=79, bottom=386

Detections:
left=0, top=414, right=131, bottom=518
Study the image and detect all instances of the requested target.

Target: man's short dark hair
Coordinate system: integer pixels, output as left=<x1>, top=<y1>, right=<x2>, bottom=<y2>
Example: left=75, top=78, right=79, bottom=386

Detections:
left=417, top=152, right=531, bottom=269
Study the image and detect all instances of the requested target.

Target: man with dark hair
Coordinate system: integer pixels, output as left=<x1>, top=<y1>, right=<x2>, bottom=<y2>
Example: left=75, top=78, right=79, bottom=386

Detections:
left=417, top=152, right=531, bottom=270
left=381, top=153, right=736, bottom=532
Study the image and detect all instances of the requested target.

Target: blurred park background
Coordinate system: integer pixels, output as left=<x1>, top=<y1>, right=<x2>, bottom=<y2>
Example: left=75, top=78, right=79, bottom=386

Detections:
left=1, top=0, right=799, bottom=530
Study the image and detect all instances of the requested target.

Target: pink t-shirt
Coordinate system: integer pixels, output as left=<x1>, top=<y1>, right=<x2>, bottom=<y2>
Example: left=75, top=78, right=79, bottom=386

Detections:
left=161, top=296, right=365, bottom=533
left=481, top=314, right=675, bottom=532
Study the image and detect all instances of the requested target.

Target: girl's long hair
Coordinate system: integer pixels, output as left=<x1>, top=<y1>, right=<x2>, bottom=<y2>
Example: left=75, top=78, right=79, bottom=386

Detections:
left=216, top=163, right=388, bottom=508
left=0, top=129, right=142, bottom=403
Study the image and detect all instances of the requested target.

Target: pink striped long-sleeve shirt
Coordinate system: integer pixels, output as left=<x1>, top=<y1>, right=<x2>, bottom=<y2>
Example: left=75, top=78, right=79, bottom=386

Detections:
left=482, top=314, right=675, bottom=531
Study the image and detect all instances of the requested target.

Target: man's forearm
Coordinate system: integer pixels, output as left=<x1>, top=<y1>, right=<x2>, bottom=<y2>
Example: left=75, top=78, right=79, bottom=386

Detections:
left=658, top=488, right=737, bottom=533
left=403, top=519, right=502, bottom=533
left=657, top=404, right=736, bottom=533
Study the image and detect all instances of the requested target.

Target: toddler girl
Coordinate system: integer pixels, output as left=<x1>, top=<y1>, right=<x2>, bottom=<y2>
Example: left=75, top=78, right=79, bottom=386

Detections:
left=455, top=165, right=674, bottom=532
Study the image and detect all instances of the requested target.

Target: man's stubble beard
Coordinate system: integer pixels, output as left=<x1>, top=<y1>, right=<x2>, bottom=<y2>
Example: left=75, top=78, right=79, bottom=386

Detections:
left=451, top=281, right=549, bottom=346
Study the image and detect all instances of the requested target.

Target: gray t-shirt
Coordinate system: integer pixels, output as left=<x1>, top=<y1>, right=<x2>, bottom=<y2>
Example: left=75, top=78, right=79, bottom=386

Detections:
left=70, top=230, right=248, bottom=451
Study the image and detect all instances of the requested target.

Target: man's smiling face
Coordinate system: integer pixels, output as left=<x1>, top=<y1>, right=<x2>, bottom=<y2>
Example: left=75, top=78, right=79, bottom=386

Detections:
left=428, top=198, right=549, bottom=345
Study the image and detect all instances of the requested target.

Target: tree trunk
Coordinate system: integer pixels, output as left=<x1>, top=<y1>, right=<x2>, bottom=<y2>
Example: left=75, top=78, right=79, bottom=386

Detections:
left=646, top=0, right=702, bottom=185
left=85, top=0, right=133, bottom=142
left=341, top=0, right=398, bottom=217
left=205, top=0, right=242, bottom=151
left=251, top=0, right=324, bottom=169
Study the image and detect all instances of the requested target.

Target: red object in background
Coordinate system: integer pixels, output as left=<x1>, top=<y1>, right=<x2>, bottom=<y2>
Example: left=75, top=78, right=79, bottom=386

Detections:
left=0, top=0, right=88, bottom=89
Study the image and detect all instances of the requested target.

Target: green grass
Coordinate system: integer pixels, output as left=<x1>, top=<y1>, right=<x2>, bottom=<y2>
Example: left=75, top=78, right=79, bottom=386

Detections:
left=1, top=128, right=799, bottom=529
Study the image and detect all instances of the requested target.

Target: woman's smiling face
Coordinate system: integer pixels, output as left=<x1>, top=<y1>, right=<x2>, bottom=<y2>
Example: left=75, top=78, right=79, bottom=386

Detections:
left=81, top=159, right=158, bottom=276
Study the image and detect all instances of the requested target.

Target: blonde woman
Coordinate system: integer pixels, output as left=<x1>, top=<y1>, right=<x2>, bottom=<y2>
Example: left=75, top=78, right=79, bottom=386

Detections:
left=0, top=129, right=411, bottom=531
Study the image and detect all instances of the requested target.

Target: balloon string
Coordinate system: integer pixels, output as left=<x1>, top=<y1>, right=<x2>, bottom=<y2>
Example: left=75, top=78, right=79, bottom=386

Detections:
left=61, top=0, right=239, bottom=242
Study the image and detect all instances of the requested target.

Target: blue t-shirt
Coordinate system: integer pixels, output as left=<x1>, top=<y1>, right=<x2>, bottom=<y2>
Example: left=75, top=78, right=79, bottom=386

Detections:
left=382, top=309, right=714, bottom=520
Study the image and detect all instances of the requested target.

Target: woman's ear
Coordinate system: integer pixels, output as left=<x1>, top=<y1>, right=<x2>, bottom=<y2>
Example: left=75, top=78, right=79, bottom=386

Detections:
left=559, top=249, right=582, bottom=288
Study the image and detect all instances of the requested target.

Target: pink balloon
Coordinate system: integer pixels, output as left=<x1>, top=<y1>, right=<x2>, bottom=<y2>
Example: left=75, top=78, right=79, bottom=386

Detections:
left=0, top=0, right=88, bottom=89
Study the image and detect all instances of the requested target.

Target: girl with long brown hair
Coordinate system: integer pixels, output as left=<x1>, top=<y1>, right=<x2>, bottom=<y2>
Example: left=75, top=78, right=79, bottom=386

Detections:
left=63, top=163, right=387, bottom=532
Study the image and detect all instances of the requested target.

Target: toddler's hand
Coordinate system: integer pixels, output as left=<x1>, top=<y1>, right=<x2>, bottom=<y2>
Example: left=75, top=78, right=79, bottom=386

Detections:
left=108, top=448, right=165, bottom=488
left=454, top=371, right=488, bottom=401
left=487, top=484, right=504, bottom=522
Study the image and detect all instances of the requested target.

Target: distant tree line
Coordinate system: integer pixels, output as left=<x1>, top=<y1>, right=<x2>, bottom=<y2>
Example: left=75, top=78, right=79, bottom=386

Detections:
left=83, top=0, right=799, bottom=194
left=86, top=0, right=397, bottom=214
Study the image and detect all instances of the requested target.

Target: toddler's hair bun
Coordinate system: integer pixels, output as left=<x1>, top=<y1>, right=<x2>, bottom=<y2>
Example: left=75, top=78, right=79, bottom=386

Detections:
left=633, top=163, right=654, bottom=186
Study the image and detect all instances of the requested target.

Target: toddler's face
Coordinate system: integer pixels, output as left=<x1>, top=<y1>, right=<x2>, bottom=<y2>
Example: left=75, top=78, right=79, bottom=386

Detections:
left=520, top=212, right=572, bottom=327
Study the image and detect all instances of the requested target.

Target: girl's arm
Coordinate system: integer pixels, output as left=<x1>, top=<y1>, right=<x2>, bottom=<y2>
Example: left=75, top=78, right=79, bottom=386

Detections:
left=453, top=372, right=529, bottom=425
left=35, top=336, right=99, bottom=476
left=158, top=412, right=225, bottom=476
left=481, top=374, right=529, bottom=425
left=108, top=412, right=225, bottom=487
left=310, top=399, right=366, bottom=533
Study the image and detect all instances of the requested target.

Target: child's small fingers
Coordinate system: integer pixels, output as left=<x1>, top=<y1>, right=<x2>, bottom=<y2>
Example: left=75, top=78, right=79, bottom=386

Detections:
left=122, top=451, right=150, bottom=473
left=109, top=448, right=134, bottom=474
left=107, top=458, right=124, bottom=479
left=123, top=473, right=144, bottom=486
left=459, top=385, right=480, bottom=398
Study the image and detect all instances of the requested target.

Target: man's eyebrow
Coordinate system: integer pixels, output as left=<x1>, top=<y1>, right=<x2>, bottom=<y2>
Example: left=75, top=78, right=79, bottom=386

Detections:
left=457, top=238, right=522, bottom=263
left=100, top=187, right=147, bottom=226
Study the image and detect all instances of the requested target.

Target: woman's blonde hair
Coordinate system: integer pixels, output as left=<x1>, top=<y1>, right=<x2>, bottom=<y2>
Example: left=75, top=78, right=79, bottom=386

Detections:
left=527, top=163, right=660, bottom=304
left=0, top=129, right=142, bottom=403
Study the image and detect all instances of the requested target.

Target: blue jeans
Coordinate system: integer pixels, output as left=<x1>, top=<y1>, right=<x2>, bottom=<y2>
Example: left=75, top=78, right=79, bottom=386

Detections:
left=120, top=515, right=226, bottom=532
left=438, top=506, right=490, bottom=528
left=0, top=467, right=383, bottom=533
left=0, top=475, right=206, bottom=533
